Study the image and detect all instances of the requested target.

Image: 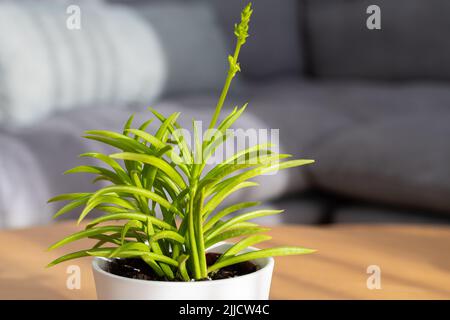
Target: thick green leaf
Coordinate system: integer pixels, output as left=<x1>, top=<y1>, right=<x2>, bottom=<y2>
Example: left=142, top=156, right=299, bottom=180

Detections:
left=155, top=175, right=181, bottom=200
left=83, top=135, right=131, bottom=152
left=79, top=185, right=181, bottom=223
left=149, top=231, right=185, bottom=245
left=150, top=108, right=193, bottom=166
left=208, top=247, right=316, bottom=273
left=129, top=170, right=151, bottom=214
left=202, top=181, right=258, bottom=218
left=202, top=130, right=234, bottom=165
left=155, top=112, right=180, bottom=142
left=109, top=242, right=150, bottom=258
left=152, top=180, right=177, bottom=224
left=204, top=201, right=260, bottom=231
left=87, top=248, right=179, bottom=267
left=77, top=194, right=137, bottom=223
left=121, top=220, right=143, bottom=244
left=206, top=209, right=283, bottom=240
left=58, top=245, right=163, bottom=277
left=95, top=205, right=131, bottom=214
left=83, top=133, right=150, bottom=154
left=201, top=154, right=290, bottom=193
left=52, top=195, right=91, bottom=219
left=223, top=221, right=259, bottom=229
left=177, top=255, right=190, bottom=281
left=205, top=104, right=245, bottom=148
left=207, top=159, right=315, bottom=197
left=219, top=143, right=274, bottom=166
left=87, top=213, right=176, bottom=231
left=125, top=129, right=166, bottom=149
left=205, top=226, right=270, bottom=249
left=90, top=234, right=122, bottom=247
left=91, top=176, right=113, bottom=184
left=47, top=193, right=90, bottom=203
left=110, top=153, right=186, bottom=189
left=203, top=104, right=247, bottom=158
left=91, top=231, right=143, bottom=247
left=143, top=215, right=176, bottom=279
left=141, top=255, right=165, bottom=277
left=204, top=221, right=259, bottom=239
left=217, top=104, right=247, bottom=134
left=218, top=235, right=272, bottom=261
left=79, top=153, right=131, bottom=183
left=64, top=165, right=125, bottom=185
left=123, top=114, right=135, bottom=135
left=46, top=248, right=115, bottom=267
left=193, top=118, right=202, bottom=170
left=48, top=226, right=123, bottom=250
left=137, top=118, right=154, bottom=132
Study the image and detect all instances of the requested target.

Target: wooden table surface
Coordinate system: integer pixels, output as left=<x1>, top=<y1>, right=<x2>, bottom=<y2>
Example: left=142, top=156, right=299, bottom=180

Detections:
left=0, top=221, right=449, bottom=299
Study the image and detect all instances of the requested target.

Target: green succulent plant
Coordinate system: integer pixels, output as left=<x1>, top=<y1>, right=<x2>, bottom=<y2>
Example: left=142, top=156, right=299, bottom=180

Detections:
left=47, top=3, right=315, bottom=281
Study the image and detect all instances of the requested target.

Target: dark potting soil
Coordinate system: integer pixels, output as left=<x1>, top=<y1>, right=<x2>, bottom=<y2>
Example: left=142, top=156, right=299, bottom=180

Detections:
left=104, top=252, right=258, bottom=281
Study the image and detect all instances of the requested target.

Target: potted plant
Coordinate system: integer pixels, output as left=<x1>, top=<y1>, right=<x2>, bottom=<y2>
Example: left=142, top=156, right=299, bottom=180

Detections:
left=47, top=3, right=315, bottom=300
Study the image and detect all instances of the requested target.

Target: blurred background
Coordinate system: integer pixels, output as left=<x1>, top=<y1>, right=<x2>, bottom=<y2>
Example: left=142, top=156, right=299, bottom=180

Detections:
left=1, top=0, right=450, bottom=229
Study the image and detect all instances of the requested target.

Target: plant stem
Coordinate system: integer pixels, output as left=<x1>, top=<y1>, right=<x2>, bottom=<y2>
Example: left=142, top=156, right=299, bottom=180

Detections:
left=146, top=217, right=174, bottom=279
left=208, top=2, right=252, bottom=130
left=208, top=43, right=242, bottom=131
left=197, top=3, right=252, bottom=279
left=188, top=183, right=201, bottom=279
left=131, top=173, right=173, bottom=279
left=195, top=189, right=207, bottom=278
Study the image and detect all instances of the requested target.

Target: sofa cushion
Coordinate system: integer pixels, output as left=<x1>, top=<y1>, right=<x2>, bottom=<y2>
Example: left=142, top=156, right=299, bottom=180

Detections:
left=242, top=79, right=356, bottom=157
left=0, top=0, right=166, bottom=126
left=263, top=80, right=450, bottom=122
left=311, top=114, right=450, bottom=213
left=305, top=0, right=450, bottom=80
left=0, top=135, right=51, bottom=228
left=174, top=79, right=450, bottom=208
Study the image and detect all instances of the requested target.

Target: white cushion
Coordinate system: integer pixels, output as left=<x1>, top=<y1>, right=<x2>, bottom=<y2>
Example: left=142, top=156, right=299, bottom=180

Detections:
left=0, top=0, right=167, bottom=125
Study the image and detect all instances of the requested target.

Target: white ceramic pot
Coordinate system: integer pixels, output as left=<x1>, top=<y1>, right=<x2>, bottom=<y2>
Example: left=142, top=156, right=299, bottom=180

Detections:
left=92, top=243, right=274, bottom=300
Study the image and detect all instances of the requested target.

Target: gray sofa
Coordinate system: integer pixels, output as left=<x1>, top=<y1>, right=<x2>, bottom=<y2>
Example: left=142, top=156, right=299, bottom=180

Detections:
left=1, top=0, right=449, bottom=228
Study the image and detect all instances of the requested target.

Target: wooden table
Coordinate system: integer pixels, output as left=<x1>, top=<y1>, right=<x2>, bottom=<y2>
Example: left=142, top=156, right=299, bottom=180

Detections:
left=0, top=221, right=449, bottom=299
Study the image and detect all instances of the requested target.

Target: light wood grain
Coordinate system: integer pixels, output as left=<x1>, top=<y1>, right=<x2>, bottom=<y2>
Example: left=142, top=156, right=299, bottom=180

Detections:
left=0, top=222, right=449, bottom=299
